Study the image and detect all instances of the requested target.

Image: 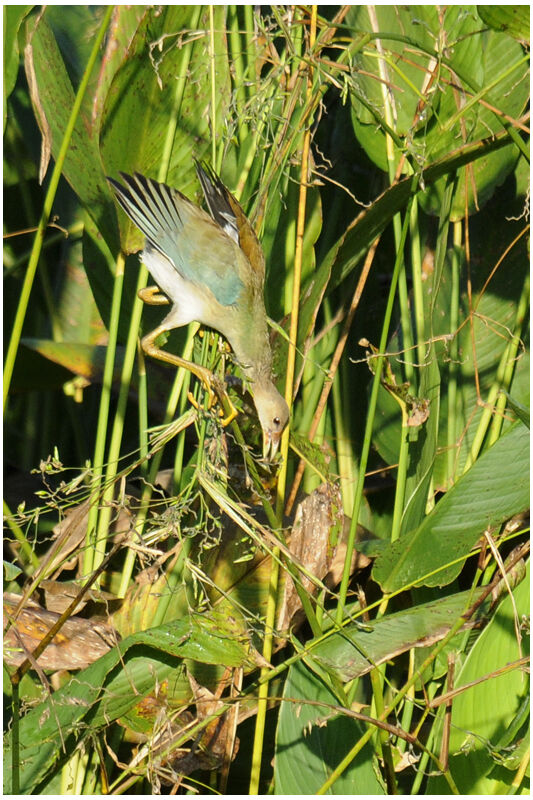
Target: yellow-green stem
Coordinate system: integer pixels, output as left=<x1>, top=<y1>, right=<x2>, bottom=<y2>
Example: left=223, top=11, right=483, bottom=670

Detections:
left=250, top=9, right=317, bottom=795
left=336, top=192, right=414, bottom=624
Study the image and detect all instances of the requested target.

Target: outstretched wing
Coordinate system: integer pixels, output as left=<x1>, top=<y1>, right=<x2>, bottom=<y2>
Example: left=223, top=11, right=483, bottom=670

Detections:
left=108, top=173, right=245, bottom=307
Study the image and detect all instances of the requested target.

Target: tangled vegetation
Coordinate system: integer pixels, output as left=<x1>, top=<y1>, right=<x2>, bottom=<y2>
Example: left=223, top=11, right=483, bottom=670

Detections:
left=3, top=6, right=529, bottom=795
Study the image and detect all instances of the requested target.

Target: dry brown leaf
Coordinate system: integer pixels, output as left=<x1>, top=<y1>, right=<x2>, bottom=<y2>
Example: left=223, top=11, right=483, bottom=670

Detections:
left=3, top=593, right=120, bottom=670
left=277, top=483, right=371, bottom=631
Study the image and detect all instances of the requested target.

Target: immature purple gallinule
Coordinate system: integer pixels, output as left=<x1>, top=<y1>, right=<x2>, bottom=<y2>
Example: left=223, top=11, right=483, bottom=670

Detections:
left=108, top=163, right=289, bottom=457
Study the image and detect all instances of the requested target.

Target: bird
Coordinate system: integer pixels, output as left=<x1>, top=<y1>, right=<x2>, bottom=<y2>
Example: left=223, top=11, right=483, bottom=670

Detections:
left=108, top=163, right=289, bottom=458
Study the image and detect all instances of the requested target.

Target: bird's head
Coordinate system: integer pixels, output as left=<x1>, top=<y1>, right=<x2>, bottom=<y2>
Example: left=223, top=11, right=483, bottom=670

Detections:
left=252, top=381, right=289, bottom=460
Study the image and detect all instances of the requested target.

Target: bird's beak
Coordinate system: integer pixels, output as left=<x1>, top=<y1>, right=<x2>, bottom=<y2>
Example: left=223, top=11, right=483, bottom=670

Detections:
left=263, top=430, right=282, bottom=460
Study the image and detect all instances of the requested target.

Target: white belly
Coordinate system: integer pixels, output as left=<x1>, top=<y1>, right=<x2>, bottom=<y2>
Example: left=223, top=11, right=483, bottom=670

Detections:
left=142, top=249, right=207, bottom=327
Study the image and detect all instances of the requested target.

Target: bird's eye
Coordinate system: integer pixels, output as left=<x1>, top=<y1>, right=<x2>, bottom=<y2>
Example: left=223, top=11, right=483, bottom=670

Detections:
left=273, top=417, right=281, bottom=426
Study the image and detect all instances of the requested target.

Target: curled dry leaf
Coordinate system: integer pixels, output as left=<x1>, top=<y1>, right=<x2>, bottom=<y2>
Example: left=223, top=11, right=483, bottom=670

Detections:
left=277, top=483, right=371, bottom=631
left=3, top=593, right=120, bottom=671
left=23, top=10, right=52, bottom=184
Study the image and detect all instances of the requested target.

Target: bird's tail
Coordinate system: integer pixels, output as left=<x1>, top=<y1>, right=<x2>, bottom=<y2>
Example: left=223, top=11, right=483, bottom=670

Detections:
left=194, top=160, right=240, bottom=244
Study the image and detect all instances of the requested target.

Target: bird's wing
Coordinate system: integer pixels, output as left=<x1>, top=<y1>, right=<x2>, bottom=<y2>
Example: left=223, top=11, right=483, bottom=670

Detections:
left=108, top=173, right=245, bottom=307
left=195, top=162, right=266, bottom=285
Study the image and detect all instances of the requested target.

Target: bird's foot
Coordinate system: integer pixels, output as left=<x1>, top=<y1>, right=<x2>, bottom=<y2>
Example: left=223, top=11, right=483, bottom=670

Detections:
left=188, top=376, right=239, bottom=427
left=218, top=395, right=239, bottom=427
left=138, top=285, right=170, bottom=306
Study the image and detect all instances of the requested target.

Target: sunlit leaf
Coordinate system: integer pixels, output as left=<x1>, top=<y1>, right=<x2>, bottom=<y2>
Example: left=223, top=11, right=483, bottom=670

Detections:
left=373, top=420, right=529, bottom=592
left=275, top=659, right=385, bottom=794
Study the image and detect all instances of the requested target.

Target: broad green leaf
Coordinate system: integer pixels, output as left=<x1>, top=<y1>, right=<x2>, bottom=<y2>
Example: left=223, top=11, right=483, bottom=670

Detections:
left=23, top=13, right=119, bottom=251
left=420, top=22, right=529, bottom=219
left=428, top=561, right=530, bottom=794
left=373, top=420, right=529, bottom=592
left=503, top=392, right=530, bottom=429
left=275, top=659, right=385, bottom=794
left=348, top=5, right=448, bottom=169
left=478, top=5, right=530, bottom=43
left=44, top=6, right=103, bottom=86
left=3, top=5, right=32, bottom=131
left=99, top=6, right=231, bottom=252
left=53, top=237, right=107, bottom=344
left=4, top=613, right=256, bottom=794
left=10, top=343, right=73, bottom=392
left=5, top=651, right=177, bottom=795
left=305, top=588, right=488, bottom=683
left=84, top=6, right=149, bottom=132
left=3, top=561, right=23, bottom=581
left=21, top=339, right=124, bottom=384
left=346, top=6, right=528, bottom=219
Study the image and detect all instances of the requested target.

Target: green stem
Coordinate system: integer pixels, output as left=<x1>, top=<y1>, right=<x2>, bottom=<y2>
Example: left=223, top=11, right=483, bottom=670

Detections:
left=336, top=189, right=415, bottom=624
left=463, top=271, right=529, bottom=472
left=3, top=499, right=40, bottom=570
left=116, top=337, right=196, bottom=599
left=446, top=224, right=462, bottom=486
left=11, top=681, right=20, bottom=794
left=369, top=666, right=398, bottom=793
left=390, top=412, right=410, bottom=542
left=93, top=260, right=147, bottom=573
left=409, top=682, right=440, bottom=794
left=398, top=649, right=416, bottom=755
left=83, top=250, right=125, bottom=576
left=409, top=198, right=425, bottom=367
left=487, top=272, right=529, bottom=446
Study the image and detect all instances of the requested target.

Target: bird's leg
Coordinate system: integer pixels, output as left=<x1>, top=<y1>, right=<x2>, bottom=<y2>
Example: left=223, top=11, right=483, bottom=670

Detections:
left=138, top=285, right=170, bottom=306
left=141, top=324, right=216, bottom=409
left=140, top=304, right=240, bottom=426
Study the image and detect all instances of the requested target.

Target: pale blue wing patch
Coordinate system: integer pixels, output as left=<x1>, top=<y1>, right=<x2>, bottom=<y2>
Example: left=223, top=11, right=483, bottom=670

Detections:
left=108, top=173, right=244, bottom=307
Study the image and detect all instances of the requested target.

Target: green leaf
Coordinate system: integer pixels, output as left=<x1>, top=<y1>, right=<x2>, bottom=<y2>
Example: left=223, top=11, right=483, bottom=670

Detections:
left=99, top=6, right=231, bottom=251
left=428, top=561, right=530, bottom=793
left=3, top=5, right=32, bottom=131
left=3, top=561, right=23, bottom=581
left=502, top=391, right=530, bottom=429
left=275, top=659, right=385, bottom=794
left=4, top=613, right=255, bottom=794
left=10, top=343, right=73, bottom=392
left=419, top=22, right=529, bottom=219
left=305, top=588, right=488, bottom=683
left=373, top=420, right=529, bottom=592
left=23, top=12, right=119, bottom=251
left=346, top=6, right=529, bottom=219
left=20, top=340, right=123, bottom=383
left=477, top=5, right=530, bottom=43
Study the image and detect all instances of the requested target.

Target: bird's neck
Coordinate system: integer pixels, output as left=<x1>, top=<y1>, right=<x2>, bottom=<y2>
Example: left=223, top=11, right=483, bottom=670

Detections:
left=230, top=320, right=273, bottom=386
